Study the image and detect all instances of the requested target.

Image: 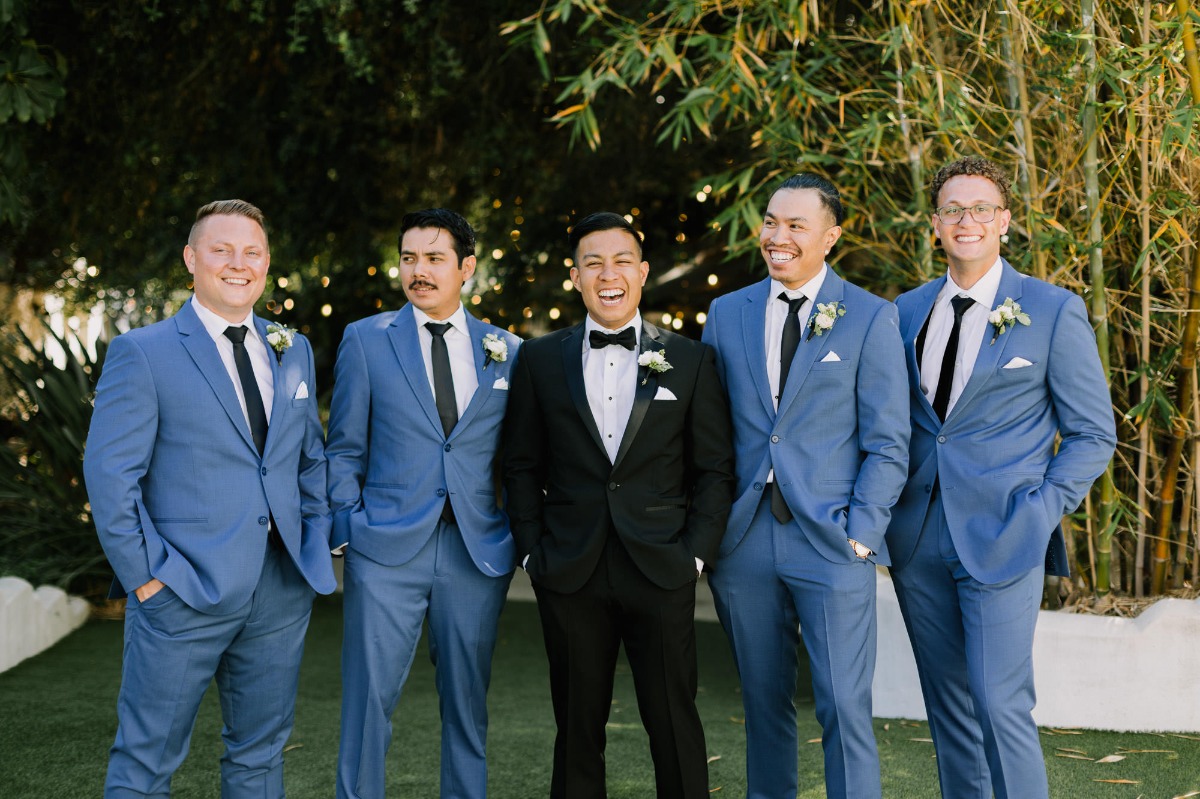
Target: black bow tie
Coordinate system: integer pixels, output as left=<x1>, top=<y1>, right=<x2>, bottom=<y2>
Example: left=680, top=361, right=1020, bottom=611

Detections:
left=589, top=327, right=637, bottom=350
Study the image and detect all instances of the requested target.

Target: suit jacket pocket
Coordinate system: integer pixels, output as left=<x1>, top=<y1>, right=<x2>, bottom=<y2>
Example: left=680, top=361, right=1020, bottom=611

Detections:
left=810, top=358, right=854, bottom=371
left=364, top=482, right=408, bottom=490
left=645, top=503, right=687, bottom=512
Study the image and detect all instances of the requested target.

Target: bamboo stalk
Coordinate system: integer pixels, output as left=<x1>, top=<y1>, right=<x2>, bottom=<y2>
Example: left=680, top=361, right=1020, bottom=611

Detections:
left=1154, top=0, right=1200, bottom=594
left=999, top=0, right=1047, bottom=281
left=1082, top=0, right=1117, bottom=597
left=1135, top=0, right=1153, bottom=597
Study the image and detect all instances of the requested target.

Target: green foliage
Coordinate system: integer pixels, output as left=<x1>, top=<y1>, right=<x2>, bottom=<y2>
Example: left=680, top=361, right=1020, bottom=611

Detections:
left=0, top=323, right=109, bottom=598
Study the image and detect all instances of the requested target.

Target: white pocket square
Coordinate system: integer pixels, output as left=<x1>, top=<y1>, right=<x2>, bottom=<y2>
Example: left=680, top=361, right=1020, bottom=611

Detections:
left=492, top=377, right=509, bottom=390
left=1002, top=357, right=1033, bottom=369
left=654, top=387, right=677, bottom=401
left=293, top=381, right=309, bottom=400
left=820, top=351, right=841, bottom=363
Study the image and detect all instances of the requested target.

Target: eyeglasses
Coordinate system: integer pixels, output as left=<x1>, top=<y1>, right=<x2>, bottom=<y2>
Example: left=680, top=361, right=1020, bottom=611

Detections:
left=934, top=203, right=1004, bottom=224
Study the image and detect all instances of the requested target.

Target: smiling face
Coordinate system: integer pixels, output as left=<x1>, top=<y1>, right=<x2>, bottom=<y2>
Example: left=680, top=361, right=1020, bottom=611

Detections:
left=570, top=227, right=648, bottom=330
left=933, top=174, right=1011, bottom=285
left=399, top=226, right=476, bottom=320
left=184, top=213, right=269, bottom=323
left=759, top=188, right=842, bottom=290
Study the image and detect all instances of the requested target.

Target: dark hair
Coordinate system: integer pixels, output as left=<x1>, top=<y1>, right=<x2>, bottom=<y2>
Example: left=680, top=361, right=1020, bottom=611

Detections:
left=568, top=212, right=643, bottom=258
left=773, top=173, right=845, bottom=226
left=398, top=208, right=476, bottom=264
left=190, top=199, right=267, bottom=245
left=930, top=156, right=1012, bottom=209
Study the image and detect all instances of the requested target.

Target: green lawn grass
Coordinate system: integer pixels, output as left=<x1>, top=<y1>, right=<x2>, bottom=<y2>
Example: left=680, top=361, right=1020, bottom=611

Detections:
left=1, top=596, right=1197, bottom=798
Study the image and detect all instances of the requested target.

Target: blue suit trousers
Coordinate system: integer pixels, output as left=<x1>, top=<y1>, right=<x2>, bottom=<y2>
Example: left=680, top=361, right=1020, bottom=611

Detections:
left=710, top=496, right=880, bottom=799
left=337, top=519, right=512, bottom=799
left=890, top=494, right=1047, bottom=799
left=104, top=543, right=315, bottom=799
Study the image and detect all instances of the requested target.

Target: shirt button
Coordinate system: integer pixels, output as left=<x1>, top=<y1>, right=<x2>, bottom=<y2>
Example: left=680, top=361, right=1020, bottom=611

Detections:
left=770, top=435, right=780, bottom=444
left=257, top=516, right=268, bottom=526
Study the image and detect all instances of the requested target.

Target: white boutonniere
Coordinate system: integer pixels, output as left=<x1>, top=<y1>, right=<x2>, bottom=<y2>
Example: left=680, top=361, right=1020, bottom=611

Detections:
left=805, top=301, right=846, bottom=341
left=637, top=349, right=672, bottom=385
left=988, top=297, right=1030, bottom=344
left=482, top=333, right=508, bottom=369
left=265, top=323, right=296, bottom=364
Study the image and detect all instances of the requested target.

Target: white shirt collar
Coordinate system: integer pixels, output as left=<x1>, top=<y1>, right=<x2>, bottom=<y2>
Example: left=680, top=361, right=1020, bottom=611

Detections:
left=940, top=257, right=1003, bottom=310
left=191, top=296, right=257, bottom=342
left=770, top=263, right=828, bottom=305
left=413, top=303, right=469, bottom=336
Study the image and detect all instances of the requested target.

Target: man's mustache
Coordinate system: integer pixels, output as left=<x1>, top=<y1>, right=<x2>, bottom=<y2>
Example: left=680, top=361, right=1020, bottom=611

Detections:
left=408, top=280, right=437, bottom=291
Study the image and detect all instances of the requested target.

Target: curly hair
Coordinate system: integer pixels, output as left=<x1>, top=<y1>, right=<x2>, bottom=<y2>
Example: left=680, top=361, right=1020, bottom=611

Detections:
left=930, top=156, right=1012, bottom=210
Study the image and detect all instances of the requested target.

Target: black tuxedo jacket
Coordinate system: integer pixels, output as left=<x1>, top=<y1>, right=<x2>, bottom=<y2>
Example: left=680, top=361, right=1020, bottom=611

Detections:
left=502, top=319, right=735, bottom=594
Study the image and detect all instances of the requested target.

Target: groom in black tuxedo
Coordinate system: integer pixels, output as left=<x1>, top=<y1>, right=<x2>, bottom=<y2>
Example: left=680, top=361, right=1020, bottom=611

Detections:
left=503, top=212, right=735, bottom=798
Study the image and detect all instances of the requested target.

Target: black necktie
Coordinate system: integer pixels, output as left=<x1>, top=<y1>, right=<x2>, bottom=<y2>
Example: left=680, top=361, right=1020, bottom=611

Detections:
left=223, top=326, right=268, bottom=456
left=932, top=295, right=975, bottom=422
left=776, top=293, right=808, bottom=401
left=771, top=293, right=807, bottom=524
left=589, top=327, right=637, bottom=350
left=426, top=322, right=458, bottom=437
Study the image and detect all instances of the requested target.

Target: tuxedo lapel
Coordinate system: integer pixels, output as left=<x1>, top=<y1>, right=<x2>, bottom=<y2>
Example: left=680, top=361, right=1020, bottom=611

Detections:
left=561, top=324, right=608, bottom=456
left=740, top=279, right=776, bottom=418
left=946, top=261, right=1024, bottom=424
left=777, top=271, right=844, bottom=415
left=176, top=302, right=258, bottom=454
left=612, top=322, right=661, bottom=470
left=387, top=305, right=445, bottom=436
left=906, top=277, right=945, bottom=427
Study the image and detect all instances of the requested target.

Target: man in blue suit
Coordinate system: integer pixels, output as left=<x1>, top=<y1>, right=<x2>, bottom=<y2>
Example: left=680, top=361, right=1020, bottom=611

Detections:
left=701, top=174, right=909, bottom=799
left=886, top=156, right=1116, bottom=798
left=327, top=208, right=521, bottom=799
left=84, top=199, right=337, bottom=798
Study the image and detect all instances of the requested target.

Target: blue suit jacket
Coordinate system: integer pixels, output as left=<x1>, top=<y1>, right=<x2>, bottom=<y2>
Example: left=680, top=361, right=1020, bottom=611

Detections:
left=325, top=305, right=521, bottom=576
left=886, top=261, right=1117, bottom=583
left=84, top=300, right=336, bottom=614
left=703, top=272, right=910, bottom=564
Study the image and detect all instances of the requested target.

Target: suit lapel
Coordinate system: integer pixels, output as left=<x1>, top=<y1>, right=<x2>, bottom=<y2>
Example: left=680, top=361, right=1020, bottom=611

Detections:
left=176, top=301, right=258, bottom=454
left=387, top=305, right=445, bottom=436
left=454, top=313, right=493, bottom=435
left=905, top=277, right=945, bottom=427
left=612, top=322, right=661, bottom=470
left=946, top=260, right=1024, bottom=424
left=561, top=323, right=608, bottom=456
left=254, top=314, right=286, bottom=456
left=777, top=271, right=844, bottom=415
left=740, top=279, right=776, bottom=418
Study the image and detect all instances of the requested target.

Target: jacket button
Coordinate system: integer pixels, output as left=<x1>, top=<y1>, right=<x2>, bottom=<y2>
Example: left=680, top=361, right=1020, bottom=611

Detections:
left=257, top=516, right=268, bottom=526
left=770, top=435, right=780, bottom=444
left=436, top=488, right=447, bottom=497
left=937, top=435, right=947, bottom=443
left=608, top=482, right=618, bottom=491
left=924, top=485, right=932, bottom=493
left=753, top=482, right=764, bottom=491
left=260, top=467, right=268, bottom=476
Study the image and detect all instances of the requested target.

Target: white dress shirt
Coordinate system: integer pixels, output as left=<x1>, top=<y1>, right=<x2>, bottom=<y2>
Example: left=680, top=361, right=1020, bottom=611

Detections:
left=191, top=296, right=274, bottom=426
left=413, top=304, right=479, bottom=418
left=582, top=313, right=641, bottom=464
left=764, top=265, right=828, bottom=410
left=920, top=257, right=1003, bottom=417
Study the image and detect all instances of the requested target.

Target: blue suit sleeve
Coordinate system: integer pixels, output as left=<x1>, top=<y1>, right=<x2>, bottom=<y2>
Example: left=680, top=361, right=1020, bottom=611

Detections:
left=848, top=301, right=910, bottom=554
left=325, top=324, right=371, bottom=550
left=83, top=334, right=158, bottom=594
left=296, top=336, right=332, bottom=549
left=1035, top=294, right=1116, bottom=521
